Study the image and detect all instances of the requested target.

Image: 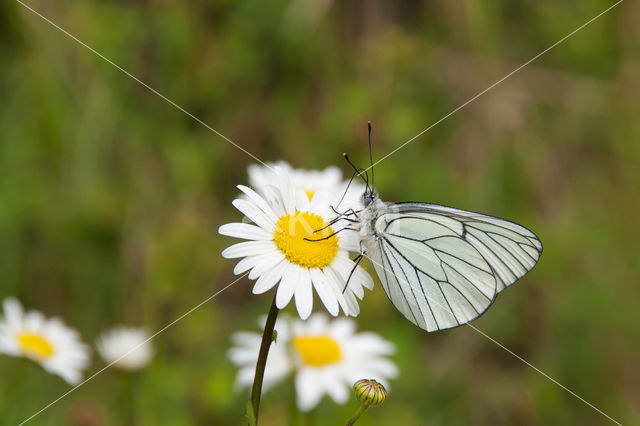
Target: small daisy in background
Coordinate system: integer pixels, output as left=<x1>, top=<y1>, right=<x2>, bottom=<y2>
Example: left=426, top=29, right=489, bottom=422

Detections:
left=229, top=313, right=397, bottom=411
left=0, top=297, right=90, bottom=385
left=96, top=326, right=154, bottom=372
left=219, top=176, right=373, bottom=319
left=248, top=161, right=366, bottom=209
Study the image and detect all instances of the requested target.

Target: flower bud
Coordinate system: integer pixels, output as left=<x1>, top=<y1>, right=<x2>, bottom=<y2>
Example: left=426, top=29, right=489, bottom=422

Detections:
left=353, top=379, right=387, bottom=407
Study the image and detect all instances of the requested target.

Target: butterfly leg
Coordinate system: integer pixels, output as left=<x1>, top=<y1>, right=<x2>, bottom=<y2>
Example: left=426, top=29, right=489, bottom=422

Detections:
left=342, top=244, right=367, bottom=293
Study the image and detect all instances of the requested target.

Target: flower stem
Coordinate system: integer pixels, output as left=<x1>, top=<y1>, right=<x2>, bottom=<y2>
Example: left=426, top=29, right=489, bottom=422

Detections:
left=249, top=294, right=280, bottom=425
left=345, top=404, right=369, bottom=426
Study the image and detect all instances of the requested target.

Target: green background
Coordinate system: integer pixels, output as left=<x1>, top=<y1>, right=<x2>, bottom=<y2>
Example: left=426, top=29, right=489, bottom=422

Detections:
left=1, top=0, right=638, bottom=424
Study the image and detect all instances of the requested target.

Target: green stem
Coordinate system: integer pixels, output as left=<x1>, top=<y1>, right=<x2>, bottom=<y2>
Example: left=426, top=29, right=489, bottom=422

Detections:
left=249, top=294, right=280, bottom=425
left=345, top=404, right=369, bottom=426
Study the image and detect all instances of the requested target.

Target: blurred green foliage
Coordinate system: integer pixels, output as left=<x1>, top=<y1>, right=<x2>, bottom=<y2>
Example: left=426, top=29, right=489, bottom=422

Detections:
left=1, top=0, right=639, bottom=424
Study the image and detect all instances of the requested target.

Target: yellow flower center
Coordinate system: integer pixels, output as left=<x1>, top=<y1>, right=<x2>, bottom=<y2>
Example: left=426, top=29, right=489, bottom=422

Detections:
left=292, top=335, right=341, bottom=367
left=17, top=333, right=55, bottom=359
left=273, top=211, right=338, bottom=268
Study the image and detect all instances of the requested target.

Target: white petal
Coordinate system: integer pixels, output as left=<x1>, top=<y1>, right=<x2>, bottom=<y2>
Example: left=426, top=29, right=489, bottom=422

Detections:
left=247, top=164, right=268, bottom=189
left=294, top=188, right=311, bottom=212
left=253, top=260, right=288, bottom=294
left=296, top=369, right=324, bottom=411
left=329, top=318, right=357, bottom=339
left=219, top=222, right=273, bottom=241
left=3, top=298, right=24, bottom=329
left=305, top=313, right=328, bottom=333
left=233, top=255, right=261, bottom=275
left=342, top=290, right=360, bottom=316
left=323, top=267, right=355, bottom=316
left=348, top=275, right=365, bottom=299
left=24, top=311, right=45, bottom=331
left=351, top=334, right=395, bottom=355
left=308, top=190, right=332, bottom=217
left=279, top=181, right=297, bottom=214
left=248, top=252, right=286, bottom=280
left=261, top=185, right=286, bottom=217
left=326, top=266, right=360, bottom=316
left=294, top=269, right=313, bottom=320
left=356, top=266, right=374, bottom=290
left=325, top=375, right=349, bottom=404
left=47, top=363, right=81, bottom=385
left=276, top=265, right=299, bottom=309
left=222, top=241, right=276, bottom=259
left=237, top=185, right=279, bottom=223
left=232, top=199, right=276, bottom=232
left=309, top=269, right=339, bottom=316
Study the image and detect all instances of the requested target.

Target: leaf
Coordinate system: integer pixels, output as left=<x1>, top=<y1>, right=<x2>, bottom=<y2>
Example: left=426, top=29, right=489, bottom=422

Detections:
left=246, top=400, right=256, bottom=426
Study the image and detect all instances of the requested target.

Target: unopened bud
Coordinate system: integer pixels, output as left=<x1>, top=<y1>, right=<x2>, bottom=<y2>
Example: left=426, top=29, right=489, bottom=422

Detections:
left=353, top=379, right=387, bottom=407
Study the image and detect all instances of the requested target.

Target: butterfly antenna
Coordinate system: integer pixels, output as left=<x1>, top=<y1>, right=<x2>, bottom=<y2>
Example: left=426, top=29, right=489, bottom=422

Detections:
left=343, top=153, right=370, bottom=191
left=368, top=121, right=374, bottom=193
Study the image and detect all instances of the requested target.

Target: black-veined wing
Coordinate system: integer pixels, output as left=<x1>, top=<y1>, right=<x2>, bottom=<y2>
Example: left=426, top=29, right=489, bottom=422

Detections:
left=366, top=202, right=542, bottom=332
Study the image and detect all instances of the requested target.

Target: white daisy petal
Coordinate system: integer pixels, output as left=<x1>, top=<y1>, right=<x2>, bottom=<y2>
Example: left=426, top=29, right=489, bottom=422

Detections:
left=351, top=333, right=395, bottom=354
left=222, top=241, right=276, bottom=259
left=237, top=185, right=279, bottom=223
left=294, top=188, right=311, bottom=212
left=248, top=252, right=286, bottom=280
left=356, top=265, right=375, bottom=290
left=296, top=369, right=325, bottom=412
left=281, top=183, right=296, bottom=214
left=261, top=185, right=286, bottom=217
left=232, top=199, right=276, bottom=232
left=325, top=374, right=350, bottom=403
left=233, top=255, right=260, bottom=275
left=306, top=312, right=328, bottom=333
left=330, top=318, right=357, bottom=339
left=276, top=265, right=300, bottom=309
left=252, top=259, right=288, bottom=294
left=3, top=298, right=24, bottom=328
left=294, top=269, right=313, bottom=320
left=309, top=268, right=339, bottom=316
left=308, top=190, right=332, bottom=216
left=219, top=222, right=273, bottom=241
left=24, top=311, right=46, bottom=332
left=324, top=266, right=359, bottom=316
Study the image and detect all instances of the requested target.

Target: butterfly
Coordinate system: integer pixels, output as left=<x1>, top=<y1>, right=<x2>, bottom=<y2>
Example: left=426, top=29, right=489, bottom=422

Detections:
left=339, top=123, right=542, bottom=332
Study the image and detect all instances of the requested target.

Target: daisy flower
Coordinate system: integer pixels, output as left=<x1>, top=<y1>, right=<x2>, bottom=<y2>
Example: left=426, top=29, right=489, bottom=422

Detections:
left=96, top=326, right=153, bottom=372
left=228, top=313, right=398, bottom=411
left=0, top=298, right=90, bottom=385
left=248, top=161, right=366, bottom=210
left=219, top=176, right=373, bottom=319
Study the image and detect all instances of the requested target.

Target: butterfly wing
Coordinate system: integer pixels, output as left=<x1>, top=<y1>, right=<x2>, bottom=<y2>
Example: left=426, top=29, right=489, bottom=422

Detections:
left=365, top=202, right=542, bottom=332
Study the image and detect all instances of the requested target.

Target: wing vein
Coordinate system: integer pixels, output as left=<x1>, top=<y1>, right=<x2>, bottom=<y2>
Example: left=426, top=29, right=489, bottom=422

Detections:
left=381, top=244, right=421, bottom=326
left=385, top=243, right=429, bottom=327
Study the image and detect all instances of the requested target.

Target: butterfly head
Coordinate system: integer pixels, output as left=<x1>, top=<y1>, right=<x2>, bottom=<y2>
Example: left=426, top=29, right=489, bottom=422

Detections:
left=363, top=189, right=377, bottom=207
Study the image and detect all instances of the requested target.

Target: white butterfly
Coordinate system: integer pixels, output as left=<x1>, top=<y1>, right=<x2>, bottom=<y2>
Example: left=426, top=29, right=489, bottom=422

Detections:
left=354, top=196, right=542, bottom=332
left=339, top=125, right=542, bottom=332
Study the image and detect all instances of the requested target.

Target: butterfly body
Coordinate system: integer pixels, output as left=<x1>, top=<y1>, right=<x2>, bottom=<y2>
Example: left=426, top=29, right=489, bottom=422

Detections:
left=354, top=193, right=542, bottom=332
